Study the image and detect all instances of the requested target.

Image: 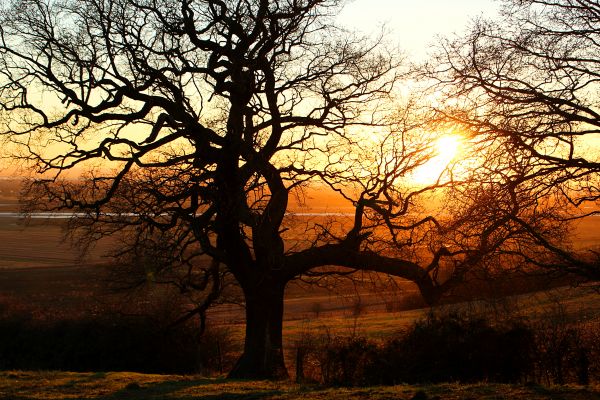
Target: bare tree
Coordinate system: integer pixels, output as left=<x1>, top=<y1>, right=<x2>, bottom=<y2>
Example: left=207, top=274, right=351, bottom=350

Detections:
left=425, top=0, right=600, bottom=281
left=0, top=0, right=550, bottom=379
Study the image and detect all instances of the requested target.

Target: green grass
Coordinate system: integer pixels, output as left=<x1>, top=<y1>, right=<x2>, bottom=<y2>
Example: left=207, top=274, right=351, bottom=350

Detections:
left=1, top=371, right=599, bottom=400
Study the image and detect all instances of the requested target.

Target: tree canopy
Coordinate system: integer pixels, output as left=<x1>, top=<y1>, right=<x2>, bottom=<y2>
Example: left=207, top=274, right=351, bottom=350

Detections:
left=425, top=0, right=600, bottom=281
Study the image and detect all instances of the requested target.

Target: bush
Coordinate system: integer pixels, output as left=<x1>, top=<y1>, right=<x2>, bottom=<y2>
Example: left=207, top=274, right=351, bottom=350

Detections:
left=318, top=336, right=379, bottom=386
left=0, top=313, right=235, bottom=374
left=295, top=311, right=538, bottom=386
left=379, top=312, right=535, bottom=384
left=533, top=319, right=600, bottom=385
left=294, top=330, right=379, bottom=386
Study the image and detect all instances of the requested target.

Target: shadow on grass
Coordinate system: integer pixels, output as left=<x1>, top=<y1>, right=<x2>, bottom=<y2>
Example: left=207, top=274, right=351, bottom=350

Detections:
left=103, top=379, right=285, bottom=400
left=59, top=371, right=108, bottom=388
left=2, top=375, right=286, bottom=400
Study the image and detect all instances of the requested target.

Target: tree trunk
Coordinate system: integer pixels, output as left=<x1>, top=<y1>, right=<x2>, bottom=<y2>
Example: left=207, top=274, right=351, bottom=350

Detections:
left=228, top=281, right=288, bottom=380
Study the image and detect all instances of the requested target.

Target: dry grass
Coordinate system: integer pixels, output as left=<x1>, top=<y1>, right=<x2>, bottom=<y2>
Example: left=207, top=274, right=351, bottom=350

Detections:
left=1, top=371, right=599, bottom=400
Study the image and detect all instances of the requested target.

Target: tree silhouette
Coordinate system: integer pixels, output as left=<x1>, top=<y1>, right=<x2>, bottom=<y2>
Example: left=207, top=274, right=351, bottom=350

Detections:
left=426, top=0, right=600, bottom=281
left=0, top=0, right=556, bottom=378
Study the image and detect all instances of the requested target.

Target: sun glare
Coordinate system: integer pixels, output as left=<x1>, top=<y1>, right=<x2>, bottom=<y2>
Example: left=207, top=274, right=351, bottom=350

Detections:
left=411, top=134, right=463, bottom=184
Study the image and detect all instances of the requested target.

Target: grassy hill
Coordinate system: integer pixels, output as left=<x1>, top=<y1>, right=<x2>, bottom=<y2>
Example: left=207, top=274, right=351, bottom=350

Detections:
left=1, top=371, right=599, bottom=400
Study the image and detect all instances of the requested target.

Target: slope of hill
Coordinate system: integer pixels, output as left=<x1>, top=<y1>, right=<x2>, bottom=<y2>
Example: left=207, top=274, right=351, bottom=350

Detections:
left=1, top=371, right=599, bottom=400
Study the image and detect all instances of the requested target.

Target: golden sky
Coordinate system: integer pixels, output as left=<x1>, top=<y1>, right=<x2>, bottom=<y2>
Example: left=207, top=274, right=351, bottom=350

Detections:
left=338, top=0, right=499, bottom=60
left=0, top=0, right=499, bottom=181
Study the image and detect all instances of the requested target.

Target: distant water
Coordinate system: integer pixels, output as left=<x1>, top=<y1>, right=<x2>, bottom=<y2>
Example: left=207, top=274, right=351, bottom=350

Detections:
left=287, top=212, right=355, bottom=217
left=0, top=211, right=356, bottom=219
left=0, top=212, right=89, bottom=219
left=1, top=210, right=595, bottom=220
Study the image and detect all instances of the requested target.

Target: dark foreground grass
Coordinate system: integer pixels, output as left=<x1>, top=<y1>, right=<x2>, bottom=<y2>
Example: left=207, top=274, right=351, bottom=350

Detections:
left=0, top=371, right=599, bottom=400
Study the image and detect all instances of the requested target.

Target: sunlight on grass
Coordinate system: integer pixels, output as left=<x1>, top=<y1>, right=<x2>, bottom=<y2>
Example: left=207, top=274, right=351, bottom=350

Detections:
left=1, top=371, right=599, bottom=399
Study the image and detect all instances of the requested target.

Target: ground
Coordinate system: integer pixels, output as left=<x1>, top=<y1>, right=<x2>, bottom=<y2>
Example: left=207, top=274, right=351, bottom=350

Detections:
left=1, top=180, right=600, bottom=397
left=0, top=371, right=599, bottom=400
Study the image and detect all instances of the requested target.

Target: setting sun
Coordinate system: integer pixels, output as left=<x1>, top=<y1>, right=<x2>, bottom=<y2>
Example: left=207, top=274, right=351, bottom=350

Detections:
left=411, top=134, right=463, bottom=184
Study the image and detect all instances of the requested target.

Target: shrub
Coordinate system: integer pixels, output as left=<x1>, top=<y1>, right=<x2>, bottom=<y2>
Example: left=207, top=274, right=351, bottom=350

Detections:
left=533, top=319, right=600, bottom=385
left=295, top=311, right=539, bottom=386
left=317, top=336, right=379, bottom=386
left=293, top=329, right=379, bottom=386
left=0, top=313, right=235, bottom=374
left=379, top=312, right=535, bottom=384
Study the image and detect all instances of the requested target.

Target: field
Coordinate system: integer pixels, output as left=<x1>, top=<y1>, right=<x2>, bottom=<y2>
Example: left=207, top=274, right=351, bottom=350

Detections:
left=1, top=189, right=598, bottom=332
left=1, top=179, right=600, bottom=394
left=2, top=206, right=598, bottom=350
left=1, top=371, right=599, bottom=400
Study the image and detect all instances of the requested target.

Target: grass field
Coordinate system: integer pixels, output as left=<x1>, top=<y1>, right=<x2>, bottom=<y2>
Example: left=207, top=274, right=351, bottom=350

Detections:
left=1, top=371, right=599, bottom=400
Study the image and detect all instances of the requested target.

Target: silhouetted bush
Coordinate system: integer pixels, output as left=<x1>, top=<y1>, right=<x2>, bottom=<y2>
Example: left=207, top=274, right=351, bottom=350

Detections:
left=294, top=329, right=379, bottom=386
left=378, top=312, right=535, bottom=384
left=581, top=321, right=600, bottom=384
left=295, top=312, right=540, bottom=386
left=318, top=336, right=379, bottom=386
left=533, top=318, right=600, bottom=385
left=0, top=313, right=235, bottom=374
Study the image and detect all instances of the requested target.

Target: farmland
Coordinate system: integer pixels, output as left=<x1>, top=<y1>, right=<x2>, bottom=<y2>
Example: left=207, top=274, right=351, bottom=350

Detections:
left=2, top=204, right=598, bottom=338
left=0, top=174, right=599, bottom=331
